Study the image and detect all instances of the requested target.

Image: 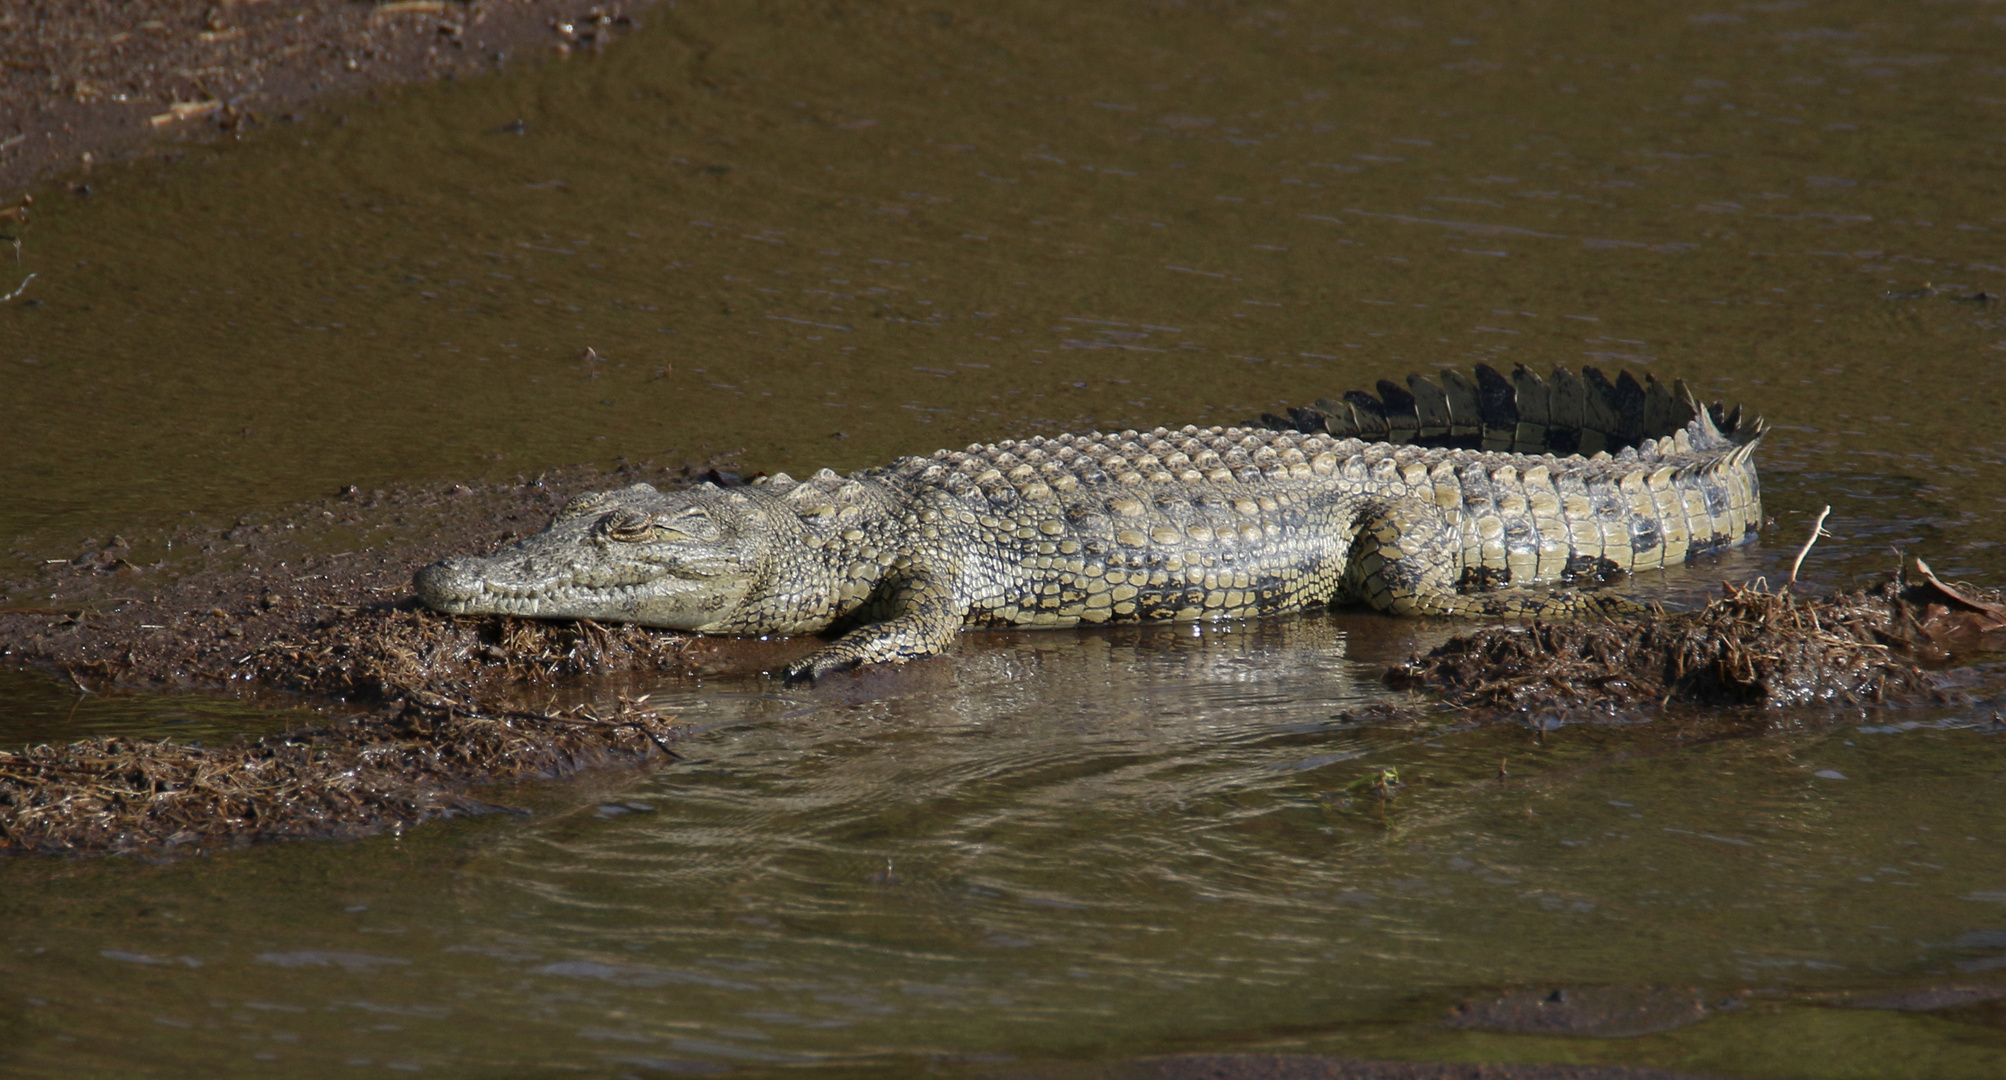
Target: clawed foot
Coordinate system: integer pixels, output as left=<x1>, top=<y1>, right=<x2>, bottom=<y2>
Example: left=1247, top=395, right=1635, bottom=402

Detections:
left=782, top=651, right=859, bottom=685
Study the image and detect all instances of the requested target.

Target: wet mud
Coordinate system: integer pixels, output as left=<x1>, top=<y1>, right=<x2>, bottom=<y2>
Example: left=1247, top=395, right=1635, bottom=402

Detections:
left=1, top=0, right=654, bottom=193
left=0, top=460, right=750, bottom=695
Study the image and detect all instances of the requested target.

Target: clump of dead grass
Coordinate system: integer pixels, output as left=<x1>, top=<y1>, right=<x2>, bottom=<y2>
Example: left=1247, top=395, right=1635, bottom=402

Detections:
left=240, top=603, right=699, bottom=707
left=0, top=604, right=701, bottom=856
left=0, top=696, right=682, bottom=856
left=1386, top=570, right=2002, bottom=712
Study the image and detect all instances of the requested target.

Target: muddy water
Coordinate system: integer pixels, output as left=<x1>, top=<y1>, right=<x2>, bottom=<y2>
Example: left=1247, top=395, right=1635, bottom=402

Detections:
left=4, top=0, right=2006, bottom=1075
left=5, top=628, right=2006, bottom=1078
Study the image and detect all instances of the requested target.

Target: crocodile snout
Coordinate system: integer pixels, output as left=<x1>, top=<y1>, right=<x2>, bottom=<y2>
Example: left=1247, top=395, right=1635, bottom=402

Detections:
left=413, top=557, right=484, bottom=611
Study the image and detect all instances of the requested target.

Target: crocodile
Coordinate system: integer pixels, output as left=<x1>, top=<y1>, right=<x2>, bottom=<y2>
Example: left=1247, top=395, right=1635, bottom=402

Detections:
left=414, top=364, right=1763, bottom=682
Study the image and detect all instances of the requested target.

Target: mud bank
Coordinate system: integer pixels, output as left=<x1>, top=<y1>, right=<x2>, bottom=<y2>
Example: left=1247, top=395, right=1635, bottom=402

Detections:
left=1, top=0, right=654, bottom=193
left=0, top=459, right=781, bottom=855
left=0, top=460, right=754, bottom=695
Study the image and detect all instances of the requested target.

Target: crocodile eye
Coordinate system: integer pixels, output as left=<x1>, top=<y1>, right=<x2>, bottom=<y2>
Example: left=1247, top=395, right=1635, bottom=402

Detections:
left=561, top=491, right=615, bottom=519
left=599, top=509, right=655, bottom=543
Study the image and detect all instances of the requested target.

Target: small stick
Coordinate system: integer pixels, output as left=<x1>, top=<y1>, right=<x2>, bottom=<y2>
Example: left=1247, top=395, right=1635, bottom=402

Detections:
left=1787, top=505, right=1833, bottom=586
left=0, top=272, right=34, bottom=303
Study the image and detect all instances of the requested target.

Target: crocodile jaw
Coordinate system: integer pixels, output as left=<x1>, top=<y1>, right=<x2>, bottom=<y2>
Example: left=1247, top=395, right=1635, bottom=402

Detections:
left=413, top=556, right=699, bottom=623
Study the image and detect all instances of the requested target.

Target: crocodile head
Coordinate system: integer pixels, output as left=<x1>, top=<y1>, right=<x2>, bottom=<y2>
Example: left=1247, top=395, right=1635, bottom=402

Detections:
left=414, top=482, right=780, bottom=630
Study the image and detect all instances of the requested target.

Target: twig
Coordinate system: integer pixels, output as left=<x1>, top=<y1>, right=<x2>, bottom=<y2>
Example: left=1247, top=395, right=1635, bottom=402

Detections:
left=1787, top=505, right=1832, bottom=586
left=0, top=271, right=34, bottom=303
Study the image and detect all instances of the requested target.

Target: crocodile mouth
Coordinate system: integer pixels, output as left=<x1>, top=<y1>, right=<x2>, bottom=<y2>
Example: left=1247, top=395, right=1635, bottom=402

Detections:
left=413, top=557, right=670, bottom=617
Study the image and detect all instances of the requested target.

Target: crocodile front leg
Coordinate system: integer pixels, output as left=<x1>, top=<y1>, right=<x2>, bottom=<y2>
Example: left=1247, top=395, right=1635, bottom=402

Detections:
left=783, top=566, right=968, bottom=684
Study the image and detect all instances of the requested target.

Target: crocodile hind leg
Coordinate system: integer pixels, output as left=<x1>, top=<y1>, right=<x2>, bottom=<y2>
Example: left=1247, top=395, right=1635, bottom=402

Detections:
left=1347, top=498, right=1643, bottom=619
left=784, top=568, right=967, bottom=684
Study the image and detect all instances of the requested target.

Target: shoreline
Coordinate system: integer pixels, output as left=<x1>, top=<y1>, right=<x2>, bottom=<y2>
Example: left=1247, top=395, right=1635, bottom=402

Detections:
left=1, top=0, right=656, bottom=195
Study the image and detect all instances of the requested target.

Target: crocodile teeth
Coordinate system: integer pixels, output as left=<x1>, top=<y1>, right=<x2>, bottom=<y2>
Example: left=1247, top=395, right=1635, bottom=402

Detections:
left=415, top=556, right=663, bottom=615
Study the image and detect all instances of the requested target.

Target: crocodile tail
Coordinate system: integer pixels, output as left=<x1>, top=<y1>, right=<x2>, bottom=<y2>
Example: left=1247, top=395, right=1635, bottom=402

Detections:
left=1266, top=364, right=1759, bottom=456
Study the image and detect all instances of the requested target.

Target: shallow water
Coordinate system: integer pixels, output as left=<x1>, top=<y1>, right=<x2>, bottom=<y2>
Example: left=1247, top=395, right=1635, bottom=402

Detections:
left=5, top=625, right=2006, bottom=1077
left=0, top=669, right=308, bottom=749
left=5, top=0, right=2006, bottom=1075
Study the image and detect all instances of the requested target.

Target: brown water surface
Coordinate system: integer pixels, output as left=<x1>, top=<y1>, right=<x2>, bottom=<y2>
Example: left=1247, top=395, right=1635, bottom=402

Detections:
left=4, top=1, right=2006, bottom=1076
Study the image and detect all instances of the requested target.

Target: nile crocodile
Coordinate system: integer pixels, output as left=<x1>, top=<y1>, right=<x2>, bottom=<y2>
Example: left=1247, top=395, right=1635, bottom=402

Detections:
left=415, top=365, right=1762, bottom=682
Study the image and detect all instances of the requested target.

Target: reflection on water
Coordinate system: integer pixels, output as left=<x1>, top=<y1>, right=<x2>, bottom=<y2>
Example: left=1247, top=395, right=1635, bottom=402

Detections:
left=0, top=670, right=307, bottom=750
left=4, top=0, right=2006, bottom=1075
left=3, top=621, right=2006, bottom=1076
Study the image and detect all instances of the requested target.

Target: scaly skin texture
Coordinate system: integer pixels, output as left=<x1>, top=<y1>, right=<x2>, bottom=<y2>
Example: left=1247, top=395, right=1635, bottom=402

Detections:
left=414, top=366, right=1763, bottom=682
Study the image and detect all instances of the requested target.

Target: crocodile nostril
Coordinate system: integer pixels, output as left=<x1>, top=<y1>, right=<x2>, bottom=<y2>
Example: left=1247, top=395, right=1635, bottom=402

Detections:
left=414, top=558, right=478, bottom=605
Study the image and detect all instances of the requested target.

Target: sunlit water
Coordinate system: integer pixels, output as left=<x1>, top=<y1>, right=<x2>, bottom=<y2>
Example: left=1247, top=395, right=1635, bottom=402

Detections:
left=4, top=0, right=2006, bottom=1075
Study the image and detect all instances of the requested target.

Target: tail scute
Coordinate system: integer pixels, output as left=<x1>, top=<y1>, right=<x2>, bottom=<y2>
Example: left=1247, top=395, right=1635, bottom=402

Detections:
left=1261, top=364, right=1756, bottom=456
